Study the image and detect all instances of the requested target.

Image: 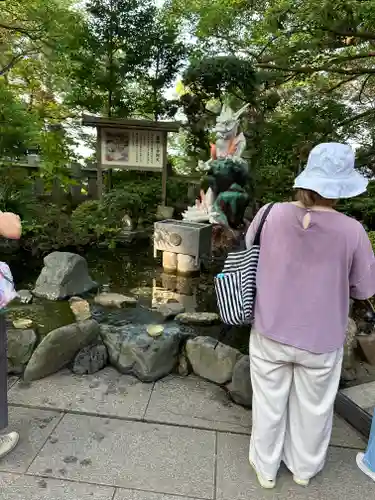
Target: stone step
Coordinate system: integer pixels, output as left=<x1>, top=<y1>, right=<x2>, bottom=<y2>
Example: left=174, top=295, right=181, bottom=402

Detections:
left=342, top=381, right=375, bottom=411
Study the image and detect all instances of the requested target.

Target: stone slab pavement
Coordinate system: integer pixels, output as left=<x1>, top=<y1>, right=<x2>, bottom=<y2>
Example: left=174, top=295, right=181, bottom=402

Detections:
left=0, top=367, right=371, bottom=499
left=342, top=381, right=375, bottom=414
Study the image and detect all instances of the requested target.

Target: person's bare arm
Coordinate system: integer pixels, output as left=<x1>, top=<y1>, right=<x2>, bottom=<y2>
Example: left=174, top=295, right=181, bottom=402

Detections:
left=0, top=212, right=21, bottom=240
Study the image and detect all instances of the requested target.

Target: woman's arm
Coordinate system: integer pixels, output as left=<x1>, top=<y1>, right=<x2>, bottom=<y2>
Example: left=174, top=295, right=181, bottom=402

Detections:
left=350, top=224, right=375, bottom=300
left=0, top=212, right=22, bottom=240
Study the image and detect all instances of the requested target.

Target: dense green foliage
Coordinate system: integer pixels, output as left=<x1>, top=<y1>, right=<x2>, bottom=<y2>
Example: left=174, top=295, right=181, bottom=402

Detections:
left=10, top=173, right=187, bottom=254
left=368, top=231, right=375, bottom=254
left=2, top=0, right=375, bottom=252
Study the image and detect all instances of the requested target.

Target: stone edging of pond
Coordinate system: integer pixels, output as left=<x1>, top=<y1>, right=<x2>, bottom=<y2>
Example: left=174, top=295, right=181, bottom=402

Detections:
left=6, top=251, right=363, bottom=412
left=8, top=313, right=253, bottom=409
left=6, top=250, right=252, bottom=409
left=8, top=296, right=358, bottom=413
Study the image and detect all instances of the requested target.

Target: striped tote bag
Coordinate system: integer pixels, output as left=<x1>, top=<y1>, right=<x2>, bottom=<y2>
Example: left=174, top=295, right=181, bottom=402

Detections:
left=214, top=203, right=274, bottom=325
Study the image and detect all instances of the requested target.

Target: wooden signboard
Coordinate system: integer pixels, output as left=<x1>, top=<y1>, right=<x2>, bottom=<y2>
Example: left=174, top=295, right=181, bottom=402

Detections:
left=82, top=115, right=180, bottom=204
left=101, top=127, right=165, bottom=171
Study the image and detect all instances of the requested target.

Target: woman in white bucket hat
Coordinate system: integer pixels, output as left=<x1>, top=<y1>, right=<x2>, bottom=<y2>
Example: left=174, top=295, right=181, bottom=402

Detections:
left=294, top=142, right=368, bottom=199
left=245, top=142, right=375, bottom=489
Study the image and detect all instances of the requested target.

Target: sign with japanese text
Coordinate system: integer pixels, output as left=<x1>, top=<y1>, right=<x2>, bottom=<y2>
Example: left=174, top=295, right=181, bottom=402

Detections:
left=101, top=127, right=165, bottom=171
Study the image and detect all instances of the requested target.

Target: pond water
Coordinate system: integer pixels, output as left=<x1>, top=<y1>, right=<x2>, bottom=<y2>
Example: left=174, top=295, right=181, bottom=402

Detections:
left=5, top=244, right=250, bottom=354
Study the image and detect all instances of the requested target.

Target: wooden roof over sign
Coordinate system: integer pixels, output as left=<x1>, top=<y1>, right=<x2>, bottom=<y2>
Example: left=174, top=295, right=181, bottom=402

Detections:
left=82, top=114, right=181, bottom=133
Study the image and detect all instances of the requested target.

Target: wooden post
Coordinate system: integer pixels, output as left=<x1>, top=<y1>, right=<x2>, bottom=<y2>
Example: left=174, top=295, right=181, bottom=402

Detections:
left=70, top=163, right=83, bottom=204
left=52, top=177, right=64, bottom=204
left=96, top=127, right=103, bottom=199
left=161, top=131, right=168, bottom=206
left=87, top=173, right=98, bottom=199
left=107, top=168, right=113, bottom=190
left=34, top=177, right=44, bottom=196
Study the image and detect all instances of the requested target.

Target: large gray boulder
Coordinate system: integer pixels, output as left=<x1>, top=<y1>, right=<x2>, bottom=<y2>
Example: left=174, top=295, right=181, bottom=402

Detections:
left=186, top=336, right=241, bottom=385
left=33, top=252, right=96, bottom=300
left=24, top=320, right=100, bottom=381
left=100, top=323, right=182, bottom=382
left=227, top=355, right=252, bottom=408
left=7, top=328, right=37, bottom=374
left=71, top=344, right=108, bottom=375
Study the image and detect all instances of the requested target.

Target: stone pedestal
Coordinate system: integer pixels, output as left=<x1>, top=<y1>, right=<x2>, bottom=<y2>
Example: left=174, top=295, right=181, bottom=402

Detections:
left=154, top=219, right=212, bottom=275
left=177, top=254, right=200, bottom=275
left=162, top=251, right=177, bottom=273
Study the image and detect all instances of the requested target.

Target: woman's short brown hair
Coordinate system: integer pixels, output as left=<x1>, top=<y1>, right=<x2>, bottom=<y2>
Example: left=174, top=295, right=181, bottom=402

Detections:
left=295, top=189, right=336, bottom=208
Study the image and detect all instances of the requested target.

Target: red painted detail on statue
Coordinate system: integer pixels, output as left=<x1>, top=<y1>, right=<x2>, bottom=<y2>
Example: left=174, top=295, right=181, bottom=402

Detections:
left=210, top=139, right=237, bottom=160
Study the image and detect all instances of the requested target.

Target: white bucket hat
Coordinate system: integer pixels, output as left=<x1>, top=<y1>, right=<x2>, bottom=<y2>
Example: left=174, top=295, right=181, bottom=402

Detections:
left=293, top=142, right=368, bottom=199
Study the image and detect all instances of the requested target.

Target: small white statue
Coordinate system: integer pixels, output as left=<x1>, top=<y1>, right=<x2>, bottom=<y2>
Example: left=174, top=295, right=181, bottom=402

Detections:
left=212, top=103, right=249, bottom=160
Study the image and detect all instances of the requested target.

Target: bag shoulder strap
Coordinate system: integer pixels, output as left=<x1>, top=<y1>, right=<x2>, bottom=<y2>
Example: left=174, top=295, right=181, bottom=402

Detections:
left=253, top=203, right=274, bottom=246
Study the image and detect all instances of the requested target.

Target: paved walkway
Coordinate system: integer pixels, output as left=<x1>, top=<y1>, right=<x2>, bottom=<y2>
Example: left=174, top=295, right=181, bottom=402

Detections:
left=1, top=368, right=371, bottom=499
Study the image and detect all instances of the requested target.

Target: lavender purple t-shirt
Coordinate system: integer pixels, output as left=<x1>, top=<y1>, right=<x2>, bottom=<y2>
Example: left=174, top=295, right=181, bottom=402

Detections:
left=246, top=203, right=375, bottom=354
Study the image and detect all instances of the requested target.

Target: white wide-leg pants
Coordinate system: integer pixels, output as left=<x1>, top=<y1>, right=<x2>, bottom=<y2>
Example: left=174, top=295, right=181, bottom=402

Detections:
left=249, top=330, right=343, bottom=481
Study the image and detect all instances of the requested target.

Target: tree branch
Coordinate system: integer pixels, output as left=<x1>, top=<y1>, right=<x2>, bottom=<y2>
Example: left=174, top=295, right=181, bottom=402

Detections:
left=0, top=22, right=28, bottom=34
left=358, top=75, right=373, bottom=104
left=326, top=76, right=358, bottom=93
left=257, top=62, right=375, bottom=76
left=0, top=22, right=47, bottom=44
left=0, top=22, right=42, bottom=37
left=329, top=52, right=375, bottom=65
left=249, top=36, right=279, bottom=62
left=320, top=27, right=375, bottom=42
left=338, top=109, right=375, bottom=128
left=314, top=109, right=375, bottom=144
left=0, top=52, right=28, bottom=76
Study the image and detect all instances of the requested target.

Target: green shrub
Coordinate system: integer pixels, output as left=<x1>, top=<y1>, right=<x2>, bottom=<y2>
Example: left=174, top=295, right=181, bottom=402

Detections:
left=21, top=200, right=122, bottom=253
left=340, top=181, right=375, bottom=230
left=0, top=166, right=36, bottom=217
left=71, top=200, right=120, bottom=247
left=107, top=170, right=189, bottom=212
left=101, top=188, right=144, bottom=225
left=167, top=178, right=189, bottom=205
left=368, top=231, right=375, bottom=253
left=22, top=203, right=77, bottom=254
left=12, top=170, right=190, bottom=254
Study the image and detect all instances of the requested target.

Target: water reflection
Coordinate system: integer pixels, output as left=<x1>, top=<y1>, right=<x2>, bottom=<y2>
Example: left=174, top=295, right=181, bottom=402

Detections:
left=7, top=244, right=248, bottom=353
left=84, top=245, right=216, bottom=313
left=152, top=276, right=197, bottom=312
